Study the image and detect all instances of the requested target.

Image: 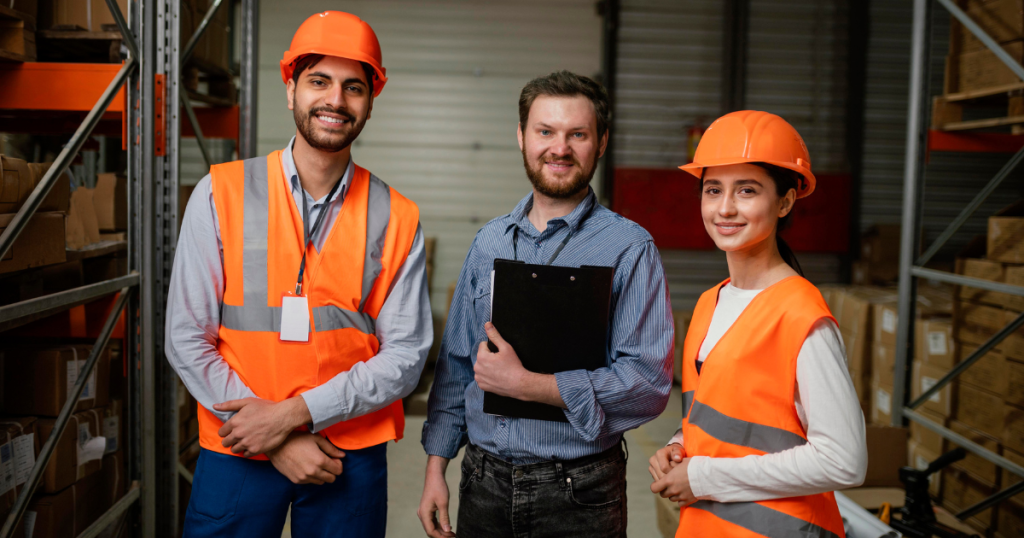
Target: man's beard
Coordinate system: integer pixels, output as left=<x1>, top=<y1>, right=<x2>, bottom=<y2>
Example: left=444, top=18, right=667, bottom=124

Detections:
left=294, top=104, right=366, bottom=153
left=522, top=148, right=598, bottom=199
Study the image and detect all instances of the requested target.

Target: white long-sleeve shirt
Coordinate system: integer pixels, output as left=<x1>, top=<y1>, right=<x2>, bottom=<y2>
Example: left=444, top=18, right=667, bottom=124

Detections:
left=668, top=283, right=867, bottom=502
left=164, top=138, right=432, bottom=433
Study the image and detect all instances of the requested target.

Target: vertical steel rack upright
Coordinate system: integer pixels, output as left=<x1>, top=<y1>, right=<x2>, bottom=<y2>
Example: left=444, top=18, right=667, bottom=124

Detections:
left=0, top=0, right=258, bottom=535
left=893, top=0, right=1024, bottom=522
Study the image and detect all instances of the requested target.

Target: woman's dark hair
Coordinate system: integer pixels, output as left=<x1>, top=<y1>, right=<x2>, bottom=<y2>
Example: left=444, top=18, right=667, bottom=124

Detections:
left=752, top=162, right=804, bottom=277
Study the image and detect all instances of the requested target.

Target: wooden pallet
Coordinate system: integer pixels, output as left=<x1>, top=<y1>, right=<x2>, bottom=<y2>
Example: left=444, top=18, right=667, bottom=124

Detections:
left=36, top=24, right=123, bottom=63
left=932, top=81, right=1024, bottom=133
left=0, top=5, right=36, bottom=63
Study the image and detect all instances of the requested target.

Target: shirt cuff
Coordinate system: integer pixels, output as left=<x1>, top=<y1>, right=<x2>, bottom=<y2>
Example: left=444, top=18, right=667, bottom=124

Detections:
left=420, top=421, right=466, bottom=460
left=687, top=456, right=710, bottom=499
left=301, top=384, right=345, bottom=433
left=554, top=369, right=602, bottom=441
left=667, top=427, right=684, bottom=447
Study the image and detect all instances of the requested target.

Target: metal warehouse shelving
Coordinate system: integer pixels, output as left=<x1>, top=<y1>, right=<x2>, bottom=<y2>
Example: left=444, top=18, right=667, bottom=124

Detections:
left=0, top=0, right=258, bottom=534
left=892, top=0, right=1024, bottom=522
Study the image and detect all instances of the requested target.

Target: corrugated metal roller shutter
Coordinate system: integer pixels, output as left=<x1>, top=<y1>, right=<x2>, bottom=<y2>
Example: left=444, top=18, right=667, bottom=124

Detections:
left=861, top=5, right=1023, bottom=260
left=615, top=0, right=723, bottom=169
left=615, top=0, right=727, bottom=311
left=746, top=0, right=848, bottom=173
left=256, top=0, right=602, bottom=314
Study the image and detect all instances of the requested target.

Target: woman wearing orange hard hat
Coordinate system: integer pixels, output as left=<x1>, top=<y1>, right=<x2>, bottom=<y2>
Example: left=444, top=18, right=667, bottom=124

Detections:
left=647, top=111, right=867, bottom=538
left=170, top=10, right=430, bottom=538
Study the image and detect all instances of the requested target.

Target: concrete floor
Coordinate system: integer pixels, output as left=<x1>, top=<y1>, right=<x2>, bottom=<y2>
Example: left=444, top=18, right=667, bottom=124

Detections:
left=282, top=388, right=683, bottom=537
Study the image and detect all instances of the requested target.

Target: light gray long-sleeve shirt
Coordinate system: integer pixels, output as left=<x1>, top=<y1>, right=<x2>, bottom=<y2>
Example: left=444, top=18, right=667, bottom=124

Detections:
left=164, top=138, right=432, bottom=433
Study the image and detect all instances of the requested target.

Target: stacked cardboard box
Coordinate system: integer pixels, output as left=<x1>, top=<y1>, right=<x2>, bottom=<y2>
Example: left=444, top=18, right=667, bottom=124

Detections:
left=0, top=156, right=69, bottom=274
left=937, top=202, right=1024, bottom=536
left=0, top=341, right=123, bottom=534
left=37, top=0, right=129, bottom=32
left=852, top=225, right=902, bottom=285
left=948, top=0, right=1024, bottom=92
left=181, top=0, right=231, bottom=71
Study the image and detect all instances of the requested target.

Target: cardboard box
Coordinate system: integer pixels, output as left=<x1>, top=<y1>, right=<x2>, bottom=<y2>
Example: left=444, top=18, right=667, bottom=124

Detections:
left=9, top=0, right=37, bottom=19
left=1005, top=403, right=1024, bottom=453
left=0, top=211, right=65, bottom=274
left=1, top=156, right=71, bottom=214
left=3, top=344, right=110, bottom=416
left=1004, top=309, right=1024, bottom=361
left=958, top=300, right=1008, bottom=333
left=0, top=417, right=38, bottom=514
left=958, top=342, right=1010, bottom=398
left=871, top=342, right=895, bottom=390
left=916, top=318, right=956, bottom=369
left=91, top=173, right=126, bottom=231
left=958, top=40, right=1024, bottom=92
left=1009, top=358, right=1024, bottom=407
left=1001, top=447, right=1024, bottom=491
left=908, top=440, right=943, bottom=498
left=35, top=410, right=103, bottom=492
left=989, top=200, right=1024, bottom=264
left=956, top=382, right=1006, bottom=438
left=870, top=380, right=894, bottom=426
left=66, top=187, right=101, bottom=250
left=73, top=467, right=107, bottom=533
left=863, top=426, right=908, bottom=487
left=943, top=467, right=997, bottom=531
left=38, top=0, right=129, bottom=32
left=873, top=303, right=900, bottom=348
left=1006, top=265, right=1024, bottom=311
left=24, top=484, right=75, bottom=538
left=958, top=257, right=1012, bottom=307
left=102, top=398, right=121, bottom=455
left=913, top=362, right=957, bottom=417
left=948, top=420, right=1002, bottom=484
left=859, top=225, right=902, bottom=283
left=998, top=497, right=1024, bottom=538
left=956, top=0, right=1024, bottom=53
left=911, top=408, right=948, bottom=455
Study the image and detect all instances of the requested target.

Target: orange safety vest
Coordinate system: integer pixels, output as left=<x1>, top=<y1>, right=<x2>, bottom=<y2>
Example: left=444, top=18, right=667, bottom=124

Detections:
left=676, top=276, right=846, bottom=538
left=198, top=151, right=420, bottom=458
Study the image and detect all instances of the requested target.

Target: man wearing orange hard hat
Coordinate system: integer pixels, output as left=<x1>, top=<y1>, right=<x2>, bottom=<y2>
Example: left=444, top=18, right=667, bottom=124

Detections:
left=647, top=110, right=867, bottom=538
left=165, top=11, right=430, bottom=537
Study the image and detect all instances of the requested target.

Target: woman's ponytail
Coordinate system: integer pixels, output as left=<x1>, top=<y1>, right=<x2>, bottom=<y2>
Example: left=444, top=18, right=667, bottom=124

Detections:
left=776, top=235, right=804, bottom=277
left=753, top=163, right=805, bottom=277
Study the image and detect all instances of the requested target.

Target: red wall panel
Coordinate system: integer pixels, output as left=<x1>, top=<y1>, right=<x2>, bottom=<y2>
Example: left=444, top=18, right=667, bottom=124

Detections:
left=612, top=168, right=850, bottom=253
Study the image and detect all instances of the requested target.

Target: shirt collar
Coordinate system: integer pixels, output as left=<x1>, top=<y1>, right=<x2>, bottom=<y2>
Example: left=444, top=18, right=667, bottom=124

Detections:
left=281, top=136, right=353, bottom=204
left=504, top=187, right=597, bottom=236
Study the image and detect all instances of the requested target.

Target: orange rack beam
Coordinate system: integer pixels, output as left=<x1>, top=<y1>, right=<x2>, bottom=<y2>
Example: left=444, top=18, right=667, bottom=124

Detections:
left=0, top=62, right=126, bottom=114
left=928, top=130, right=1024, bottom=153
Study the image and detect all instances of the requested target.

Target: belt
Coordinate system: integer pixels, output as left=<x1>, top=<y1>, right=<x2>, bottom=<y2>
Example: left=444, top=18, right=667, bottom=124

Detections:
left=463, top=441, right=626, bottom=484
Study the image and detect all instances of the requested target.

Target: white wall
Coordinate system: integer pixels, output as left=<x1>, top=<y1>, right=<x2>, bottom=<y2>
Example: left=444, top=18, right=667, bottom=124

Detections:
left=257, top=0, right=603, bottom=315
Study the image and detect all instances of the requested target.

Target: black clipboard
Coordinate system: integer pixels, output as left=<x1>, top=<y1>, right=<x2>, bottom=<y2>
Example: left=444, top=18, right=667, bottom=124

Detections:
left=483, top=258, right=615, bottom=422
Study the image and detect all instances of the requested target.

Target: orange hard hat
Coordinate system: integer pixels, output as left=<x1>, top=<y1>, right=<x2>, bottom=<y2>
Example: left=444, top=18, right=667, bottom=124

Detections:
left=679, top=110, right=816, bottom=198
left=280, top=11, right=388, bottom=97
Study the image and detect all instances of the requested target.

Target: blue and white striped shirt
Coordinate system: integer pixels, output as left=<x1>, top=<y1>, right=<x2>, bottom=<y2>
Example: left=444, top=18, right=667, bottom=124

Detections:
left=422, top=188, right=675, bottom=464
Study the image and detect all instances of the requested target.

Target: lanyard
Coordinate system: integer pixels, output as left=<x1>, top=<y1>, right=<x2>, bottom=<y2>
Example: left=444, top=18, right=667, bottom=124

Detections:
left=513, top=199, right=595, bottom=266
left=295, top=177, right=343, bottom=294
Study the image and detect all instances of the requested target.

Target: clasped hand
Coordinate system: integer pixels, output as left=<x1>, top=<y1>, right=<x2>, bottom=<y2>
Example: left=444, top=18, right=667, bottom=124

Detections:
left=648, top=443, right=697, bottom=506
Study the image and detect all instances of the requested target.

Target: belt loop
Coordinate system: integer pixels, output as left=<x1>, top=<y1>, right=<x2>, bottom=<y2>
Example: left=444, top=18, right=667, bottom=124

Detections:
left=556, top=462, right=568, bottom=491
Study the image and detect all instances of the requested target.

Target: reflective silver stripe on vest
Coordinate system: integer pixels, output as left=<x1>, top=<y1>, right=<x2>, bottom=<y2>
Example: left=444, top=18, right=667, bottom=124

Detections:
left=242, top=157, right=270, bottom=306
left=682, top=390, right=694, bottom=417
left=689, top=501, right=841, bottom=538
left=358, top=174, right=391, bottom=313
left=313, top=305, right=376, bottom=334
left=688, top=399, right=807, bottom=454
left=222, top=304, right=281, bottom=332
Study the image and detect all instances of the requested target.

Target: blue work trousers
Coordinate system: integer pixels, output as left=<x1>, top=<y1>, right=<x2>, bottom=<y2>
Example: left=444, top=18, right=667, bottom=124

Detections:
left=183, top=443, right=387, bottom=538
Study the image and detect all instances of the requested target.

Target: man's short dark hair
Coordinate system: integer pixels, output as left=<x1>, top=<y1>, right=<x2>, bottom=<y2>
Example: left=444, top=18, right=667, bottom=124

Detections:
left=518, top=70, right=610, bottom=140
left=292, top=54, right=376, bottom=97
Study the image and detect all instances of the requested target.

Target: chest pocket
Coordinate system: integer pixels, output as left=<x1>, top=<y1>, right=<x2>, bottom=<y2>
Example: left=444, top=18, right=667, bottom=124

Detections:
left=470, top=277, right=491, bottom=343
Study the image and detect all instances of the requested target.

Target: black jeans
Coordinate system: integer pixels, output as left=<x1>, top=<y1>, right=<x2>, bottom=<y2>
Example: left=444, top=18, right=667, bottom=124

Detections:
left=456, top=443, right=627, bottom=538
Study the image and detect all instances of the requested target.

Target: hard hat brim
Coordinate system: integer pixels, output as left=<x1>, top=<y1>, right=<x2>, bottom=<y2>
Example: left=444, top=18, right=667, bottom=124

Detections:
left=280, top=50, right=388, bottom=97
left=679, top=159, right=816, bottom=199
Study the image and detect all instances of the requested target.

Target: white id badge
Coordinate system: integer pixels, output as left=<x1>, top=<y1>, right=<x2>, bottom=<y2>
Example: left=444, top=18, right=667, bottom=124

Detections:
left=280, top=293, right=311, bottom=342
